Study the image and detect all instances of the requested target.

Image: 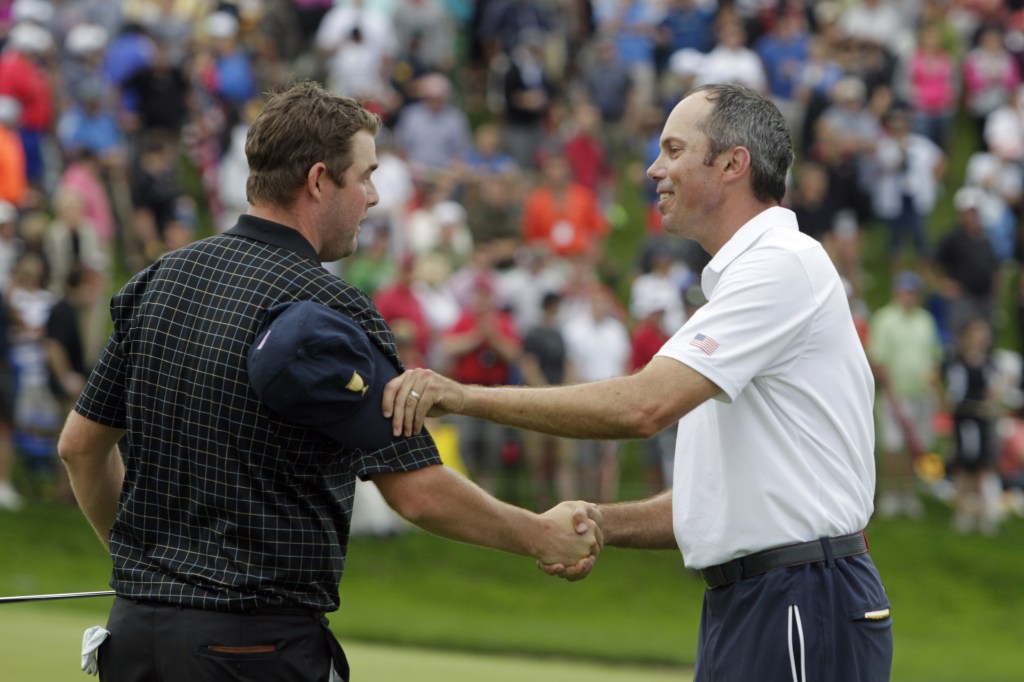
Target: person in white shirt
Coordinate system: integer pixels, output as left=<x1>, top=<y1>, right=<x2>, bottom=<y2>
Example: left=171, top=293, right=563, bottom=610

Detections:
left=383, top=84, right=891, bottom=682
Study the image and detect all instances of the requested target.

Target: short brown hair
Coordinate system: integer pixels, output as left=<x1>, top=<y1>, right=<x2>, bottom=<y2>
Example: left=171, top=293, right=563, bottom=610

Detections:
left=245, top=81, right=381, bottom=206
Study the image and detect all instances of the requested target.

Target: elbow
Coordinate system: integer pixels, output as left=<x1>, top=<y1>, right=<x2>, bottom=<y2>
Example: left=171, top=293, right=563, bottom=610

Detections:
left=621, top=403, right=669, bottom=440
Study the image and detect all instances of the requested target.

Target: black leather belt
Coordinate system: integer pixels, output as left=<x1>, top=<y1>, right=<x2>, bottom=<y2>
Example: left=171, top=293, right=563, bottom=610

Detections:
left=699, top=531, right=869, bottom=590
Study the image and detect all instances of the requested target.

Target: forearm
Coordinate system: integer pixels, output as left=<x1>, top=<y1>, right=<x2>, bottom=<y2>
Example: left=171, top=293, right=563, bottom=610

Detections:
left=58, top=411, right=126, bottom=550
left=62, top=445, right=124, bottom=550
left=373, top=465, right=594, bottom=564
left=597, top=490, right=676, bottom=550
left=462, top=378, right=655, bottom=440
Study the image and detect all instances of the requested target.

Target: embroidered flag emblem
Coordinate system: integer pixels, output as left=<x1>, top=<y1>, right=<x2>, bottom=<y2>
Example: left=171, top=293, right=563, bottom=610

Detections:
left=689, top=333, right=719, bottom=356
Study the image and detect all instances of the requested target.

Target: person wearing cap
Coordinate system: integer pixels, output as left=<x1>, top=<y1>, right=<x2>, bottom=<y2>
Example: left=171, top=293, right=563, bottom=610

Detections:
left=385, top=84, right=893, bottom=681
left=57, top=81, right=598, bottom=682
left=868, top=270, right=943, bottom=520
left=932, top=186, right=1001, bottom=344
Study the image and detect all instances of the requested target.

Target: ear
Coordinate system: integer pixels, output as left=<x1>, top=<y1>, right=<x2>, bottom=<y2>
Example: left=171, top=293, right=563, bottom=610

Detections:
left=719, top=146, right=752, bottom=187
left=305, top=162, right=330, bottom=199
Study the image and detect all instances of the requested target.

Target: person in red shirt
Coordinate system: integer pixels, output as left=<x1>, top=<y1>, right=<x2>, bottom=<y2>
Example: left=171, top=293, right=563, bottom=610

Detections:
left=373, top=254, right=432, bottom=363
left=0, top=23, right=54, bottom=188
left=440, top=275, right=522, bottom=493
left=522, top=151, right=609, bottom=259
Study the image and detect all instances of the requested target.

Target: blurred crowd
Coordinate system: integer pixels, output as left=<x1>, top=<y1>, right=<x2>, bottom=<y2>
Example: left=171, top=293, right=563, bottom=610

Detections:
left=2, top=0, right=1024, bottom=535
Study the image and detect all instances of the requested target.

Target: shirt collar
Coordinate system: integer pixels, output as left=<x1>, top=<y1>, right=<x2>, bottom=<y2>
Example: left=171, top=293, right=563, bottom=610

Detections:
left=225, top=215, right=320, bottom=264
left=701, top=206, right=797, bottom=299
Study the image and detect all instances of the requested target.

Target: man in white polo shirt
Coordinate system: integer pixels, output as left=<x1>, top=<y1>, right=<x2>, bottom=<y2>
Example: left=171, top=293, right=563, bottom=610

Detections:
left=382, top=83, right=892, bottom=681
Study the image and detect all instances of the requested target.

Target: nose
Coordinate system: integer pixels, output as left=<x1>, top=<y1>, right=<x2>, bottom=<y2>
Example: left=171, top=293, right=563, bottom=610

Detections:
left=646, top=158, right=664, bottom=181
left=367, top=181, right=380, bottom=209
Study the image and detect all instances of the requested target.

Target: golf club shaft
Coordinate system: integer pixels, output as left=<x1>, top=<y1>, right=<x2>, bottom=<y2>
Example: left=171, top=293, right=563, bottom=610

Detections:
left=0, top=590, right=116, bottom=604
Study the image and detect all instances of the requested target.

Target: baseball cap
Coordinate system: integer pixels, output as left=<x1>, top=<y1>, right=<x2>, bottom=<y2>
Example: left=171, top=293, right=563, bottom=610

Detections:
left=893, top=271, right=923, bottom=293
left=247, top=301, right=402, bottom=451
left=953, top=186, right=984, bottom=212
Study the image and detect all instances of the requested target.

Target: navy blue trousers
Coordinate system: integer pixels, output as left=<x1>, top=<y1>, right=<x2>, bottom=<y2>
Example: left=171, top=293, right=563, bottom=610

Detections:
left=695, top=551, right=893, bottom=681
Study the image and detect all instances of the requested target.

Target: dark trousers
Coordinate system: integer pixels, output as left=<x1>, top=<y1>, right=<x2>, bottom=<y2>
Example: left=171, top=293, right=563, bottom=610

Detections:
left=98, top=598, right=349, bottom=682
left=695, top=552, right=893, bottom=682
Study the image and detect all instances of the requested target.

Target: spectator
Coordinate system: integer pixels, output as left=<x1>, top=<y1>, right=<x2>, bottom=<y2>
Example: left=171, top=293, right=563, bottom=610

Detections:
left=374, top=254, right=433, bottom=366
left=502, top=29, right=556, bottom=171
left=695, top=19, right=767, bottom=93
left=902, top=22, right=959, bottom=149
left=562, top=284, right=630, bottom=503
left=440, top=275, right=522, bottom=494
left=393, top=0, right=457, bottom=74
left=963, top=24, right=1020, bottom=151
left=6, top=252, right=60, bottom=487
left=0, top=22, right=55, bottom=191
left=962, top=142, right=1022, bottom=264
left=932, top=187, right=1001, bottom=344
left=55, top=78, right=126, bottom=165
left=562, top=100, right=615, bottom=201
left=120, top=38, right=191, bottom=137
left=394, top=72, right=472, bottom=183
left=868, top=271, right=943, bottom=520
left=57, top=148, right=115, bottom=246
left=943, top=317, right=1005, bottom=535
left=592, top=0, right=660, bottom=122
left=628, top=242, right=687, bottom=335
left=754, top=10, right=810, bottom=133
left=871, top=107, right=946, bottom=267
left=497, top=244, right=568, bottom=334
left=44, top=267, right=90, bottom=503
left=520, top=291, right=577, bottom=509
left=655, top=0, right=716, bottom=67
left=522, top=151, right=608, bottom=260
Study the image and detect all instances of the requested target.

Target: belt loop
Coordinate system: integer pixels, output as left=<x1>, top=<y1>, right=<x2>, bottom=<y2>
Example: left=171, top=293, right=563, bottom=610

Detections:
left=819, top=536, right=835, bottom=567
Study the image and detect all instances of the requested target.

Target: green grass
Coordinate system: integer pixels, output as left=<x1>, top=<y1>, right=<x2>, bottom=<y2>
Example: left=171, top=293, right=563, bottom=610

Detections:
left=2, top=498, right=1023, bottom=680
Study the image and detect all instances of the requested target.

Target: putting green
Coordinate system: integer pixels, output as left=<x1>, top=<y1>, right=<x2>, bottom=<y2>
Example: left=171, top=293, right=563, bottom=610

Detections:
left=0, top=604, right=691, bottom=681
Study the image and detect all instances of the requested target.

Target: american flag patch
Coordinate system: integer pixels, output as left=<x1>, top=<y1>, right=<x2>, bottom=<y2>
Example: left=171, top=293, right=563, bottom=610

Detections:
left=689, top=333, right=719, bottom=356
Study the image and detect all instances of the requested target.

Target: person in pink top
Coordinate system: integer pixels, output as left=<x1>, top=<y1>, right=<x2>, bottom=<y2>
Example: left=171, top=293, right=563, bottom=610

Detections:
left=58, top=149, right=115, bottom=245
left=907, top=23, right=959, bottom=149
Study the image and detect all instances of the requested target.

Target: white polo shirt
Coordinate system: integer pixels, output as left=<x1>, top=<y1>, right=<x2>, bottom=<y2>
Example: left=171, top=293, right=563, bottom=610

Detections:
left=656, top=207, right=875, bottom=569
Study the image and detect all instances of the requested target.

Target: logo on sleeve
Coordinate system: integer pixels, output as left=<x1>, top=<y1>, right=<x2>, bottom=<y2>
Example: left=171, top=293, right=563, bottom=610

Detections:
left=689, top=333, right=719, bottom=356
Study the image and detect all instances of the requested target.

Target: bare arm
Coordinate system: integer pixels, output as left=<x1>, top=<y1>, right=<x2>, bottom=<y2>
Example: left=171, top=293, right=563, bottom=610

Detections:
left=383, top=356, right=721, bottom=440
left=598, top=490, right=676, bottom=549
left=57, top=411, right=126, bottom=550
left=371, top=464, right=600, bottom=566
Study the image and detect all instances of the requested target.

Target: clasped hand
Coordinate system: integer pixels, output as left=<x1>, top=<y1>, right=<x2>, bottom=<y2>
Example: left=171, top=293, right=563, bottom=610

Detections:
left=535, top=501, right=605, bottom=582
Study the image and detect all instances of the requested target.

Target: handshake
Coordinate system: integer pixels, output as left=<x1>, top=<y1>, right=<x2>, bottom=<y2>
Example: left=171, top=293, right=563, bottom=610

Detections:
left=534, top=501, right=605, bottom=582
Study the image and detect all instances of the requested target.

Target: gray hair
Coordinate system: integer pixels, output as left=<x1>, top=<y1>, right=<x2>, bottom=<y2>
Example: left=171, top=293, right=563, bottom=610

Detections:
left=689, top=84, right=793, bottom=203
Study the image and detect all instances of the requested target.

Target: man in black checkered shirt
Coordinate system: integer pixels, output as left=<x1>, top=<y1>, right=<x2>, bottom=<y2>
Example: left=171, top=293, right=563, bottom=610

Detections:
left=57, top=81, right=600, bottom=682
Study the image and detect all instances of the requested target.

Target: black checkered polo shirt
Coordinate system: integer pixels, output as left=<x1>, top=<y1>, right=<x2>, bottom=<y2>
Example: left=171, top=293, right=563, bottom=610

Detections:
left=75, top=215, right=441, bottom=612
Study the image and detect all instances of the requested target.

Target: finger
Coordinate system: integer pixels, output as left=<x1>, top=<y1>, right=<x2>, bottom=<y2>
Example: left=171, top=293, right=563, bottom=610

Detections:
left=381, top=374, right=406, bottom=419
left=560, top=556, right=596, bottom=582
left=400, top=382, right=425, bottom=437
left=536, top=560, right=567, bottom=576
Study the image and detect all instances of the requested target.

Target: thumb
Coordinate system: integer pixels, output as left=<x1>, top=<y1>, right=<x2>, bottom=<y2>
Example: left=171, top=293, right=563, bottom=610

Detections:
left=572, top=505, right=590, bottom=534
